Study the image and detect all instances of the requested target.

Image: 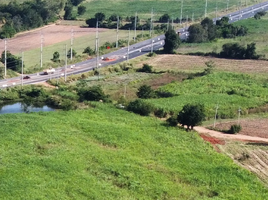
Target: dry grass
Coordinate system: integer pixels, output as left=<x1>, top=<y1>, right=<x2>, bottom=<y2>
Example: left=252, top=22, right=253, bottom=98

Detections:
left=133, top=54, right=268, bottom=76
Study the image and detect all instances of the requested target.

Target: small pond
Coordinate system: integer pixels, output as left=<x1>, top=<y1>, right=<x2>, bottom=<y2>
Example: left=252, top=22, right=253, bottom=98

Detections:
left=0, top=102, right=55, bottom=114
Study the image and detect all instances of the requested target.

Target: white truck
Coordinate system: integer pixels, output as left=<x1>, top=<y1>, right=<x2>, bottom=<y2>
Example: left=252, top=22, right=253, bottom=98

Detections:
left=42, top=68, right=55, bottom=75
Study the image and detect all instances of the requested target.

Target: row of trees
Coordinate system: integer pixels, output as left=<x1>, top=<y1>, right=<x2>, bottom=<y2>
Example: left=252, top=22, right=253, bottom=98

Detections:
left=0, top=0, right=65, bottom=38
left=187, top=17, right=248, bottom=43
left=85, top=12, right=169, bottom=32
left=63, top=0, right=86, bottom=20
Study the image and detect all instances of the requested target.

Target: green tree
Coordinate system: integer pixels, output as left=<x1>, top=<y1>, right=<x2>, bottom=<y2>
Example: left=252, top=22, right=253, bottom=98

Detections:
left=127, top=99, right=154, bottom=116
left=0, top=51, right=22, bottom=72
left=64, top=4, right=73, bottom=20
left=137, top=85, right=155, bottom=99
left=67, top=49, right=77, bottom=58
left=95, top=12, right=105, bottom=22
left=78, top=5, right=86, bottom=15
left=163, top=25, right=181, bottom=53
left=71, top=0, right=85, bottom=6
left=177, top=103, right=205, bottom=130
left=201, top=17, right=216, bottom=41
left=0, top=24, right=16, bottom=38
left=78, top=86, right=109, bottom=102
left=51, top=51, right=60, bottom=62
left=159, top=14, right=170, bottom=22
left=187, top=24, right=207, bottom=43
left=86, top=18, right=97, bottom=27
left=137, top=64, right=153, bottom=73
left=83, top=46, right=95, bottom=55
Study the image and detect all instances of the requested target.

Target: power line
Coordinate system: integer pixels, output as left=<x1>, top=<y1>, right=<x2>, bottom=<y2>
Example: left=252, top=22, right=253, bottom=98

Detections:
left=4, top=39, right=6, bottom=77
left=71, top=28, right=74, bottom=61
left=21, top=52, right=24, bottom=87
left=180, top=0, right=183, bottom=24
left=116, top=16, right=119, bottom=48
left=65, top=44, right=67, bottom=82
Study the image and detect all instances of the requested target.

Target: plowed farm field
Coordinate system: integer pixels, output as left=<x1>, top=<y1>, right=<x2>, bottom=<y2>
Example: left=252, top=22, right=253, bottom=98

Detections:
left=197, top=117, right=268, bottom=186
left=0, top=24, right=103, bottom=54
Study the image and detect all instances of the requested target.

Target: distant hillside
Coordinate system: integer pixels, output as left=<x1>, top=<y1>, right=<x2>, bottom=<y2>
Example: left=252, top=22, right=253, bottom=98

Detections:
left=0, top=103, right=267, bottom=199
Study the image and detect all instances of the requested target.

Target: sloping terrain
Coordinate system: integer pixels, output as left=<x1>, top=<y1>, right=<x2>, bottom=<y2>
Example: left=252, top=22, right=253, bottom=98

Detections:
left=0, top=103, right=267, bottom=199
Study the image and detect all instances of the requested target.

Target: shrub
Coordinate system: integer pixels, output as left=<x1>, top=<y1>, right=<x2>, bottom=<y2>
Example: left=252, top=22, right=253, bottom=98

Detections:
left=229, top=124, right=242, bottom=134
left=166, top=116, right=178, bottom=126
left=137, top=64, right=153, bottom=73
left=127, top=99, right=153, bottom=116
left=137, top=85, right=155, bottom=99
left=147, top=52, right=156, bottom=57
left=60, top=99, right=76, bottom=111
left=155, top=90, right=174, bottom=98
left=154, top=108, right=167, bottom=118
left=83, top=47, right=95, bottom=55
left=78, top=86, right=110, bottom=102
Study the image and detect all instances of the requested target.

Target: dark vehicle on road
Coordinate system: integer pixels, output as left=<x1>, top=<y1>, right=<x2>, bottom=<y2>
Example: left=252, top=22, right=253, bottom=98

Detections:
left=23, top=76, right=30, bottom=79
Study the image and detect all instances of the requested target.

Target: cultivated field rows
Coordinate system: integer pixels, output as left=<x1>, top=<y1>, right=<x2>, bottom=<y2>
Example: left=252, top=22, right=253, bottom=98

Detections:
left=221, top=143, right=268, bottom=185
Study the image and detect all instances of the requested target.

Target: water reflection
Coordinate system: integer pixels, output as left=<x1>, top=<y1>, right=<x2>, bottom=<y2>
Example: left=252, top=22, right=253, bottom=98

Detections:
left=0, top=101, right=54, bottom=114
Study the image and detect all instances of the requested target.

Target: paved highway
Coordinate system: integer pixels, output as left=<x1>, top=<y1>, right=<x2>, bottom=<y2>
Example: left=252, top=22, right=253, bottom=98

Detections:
left=1, top=1, right=268, bottom=88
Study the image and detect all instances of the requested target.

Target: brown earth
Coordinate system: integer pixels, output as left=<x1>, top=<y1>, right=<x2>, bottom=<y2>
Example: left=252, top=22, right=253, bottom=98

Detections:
left=0, top=24, right=105, bottom=54
left=136, top=54, right=268, bottom=75
left=194, top=124, right=268, bottom=185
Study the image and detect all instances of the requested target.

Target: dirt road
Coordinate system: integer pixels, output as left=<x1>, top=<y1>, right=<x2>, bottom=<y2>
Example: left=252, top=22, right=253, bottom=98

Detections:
left=194, top=126, right=268, bottom=143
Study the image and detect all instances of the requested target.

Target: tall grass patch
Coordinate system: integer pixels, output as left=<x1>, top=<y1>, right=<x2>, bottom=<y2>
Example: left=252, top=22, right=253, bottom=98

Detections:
left=0, top=103, right=267, bottom=199
left=147, top=72, right=268, bottom=118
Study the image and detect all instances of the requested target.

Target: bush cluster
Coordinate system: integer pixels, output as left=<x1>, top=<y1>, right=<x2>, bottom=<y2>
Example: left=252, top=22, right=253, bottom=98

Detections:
left=229, top=124, right=242, bottom=134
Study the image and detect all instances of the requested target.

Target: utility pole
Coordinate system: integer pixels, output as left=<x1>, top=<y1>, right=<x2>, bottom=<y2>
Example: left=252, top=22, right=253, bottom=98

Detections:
left=180, top=0, right=183, bottom=24
left=95, top=20, right=100, bottom=80
left=134, top=12, right=137, bottom=42
left=40, top=32, right=43, bottom=68
left=21, top=52, right=24, bottom=87
left=150, top=8, right=154, bottom=37
left=215, top=0, right=218, bottom=19
left=127, top=29, right=130, bottom=62
left=95, top=20, right=99, bottom=52
left=124, top=84, right=127, bottom=98
left=238, top=107, right=241, bottom=124
left=171, top=18, right=174, bottom=29
left=116, top=16, right=119, bottom=48
left=186, top=14, right=188, bottom=28
left=205, top=0, right=208, bottom=17
left=4, top=39, right=7, bottom=78
left=227, top=0, right=229, bottom=11
left=192, top=12, right=194, bottom=23
left=151, top=37, right=154, bottom=53
left=213, top=104, right=219, bottom=128
left=71, top=28, right=74, bottom=61
left=65, top=44, right=67, bottom=82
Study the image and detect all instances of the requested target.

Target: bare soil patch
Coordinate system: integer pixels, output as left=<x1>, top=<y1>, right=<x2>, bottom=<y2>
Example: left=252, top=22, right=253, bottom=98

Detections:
left=137, top=54, right=268, bottom=75
left=211, top=118, right=268, bottom=139
left=0, top=24, right=105, bottom=54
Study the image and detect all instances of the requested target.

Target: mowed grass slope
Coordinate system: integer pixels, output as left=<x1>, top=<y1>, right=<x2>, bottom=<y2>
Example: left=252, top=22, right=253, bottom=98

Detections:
left=0, top=103, right=267, bottom=199
left=147, top=72, right=268, bottom=118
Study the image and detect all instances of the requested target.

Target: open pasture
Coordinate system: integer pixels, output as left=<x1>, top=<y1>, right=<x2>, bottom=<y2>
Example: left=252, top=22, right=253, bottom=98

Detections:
left=81, top=0, right=257, bottom=19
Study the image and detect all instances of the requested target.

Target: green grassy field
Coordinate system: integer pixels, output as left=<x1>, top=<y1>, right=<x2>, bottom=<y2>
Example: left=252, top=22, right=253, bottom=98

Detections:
left=0, top=103, right=267, bottom=199
left=2, top=0, right=257, bottom=20
left=79, top=0, right=255, bottom=19
left=146, top=72, right=268, bottom=118
left=21, top=29, right=143, bottom=73
left=177, top=16, right=268, bottom=58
